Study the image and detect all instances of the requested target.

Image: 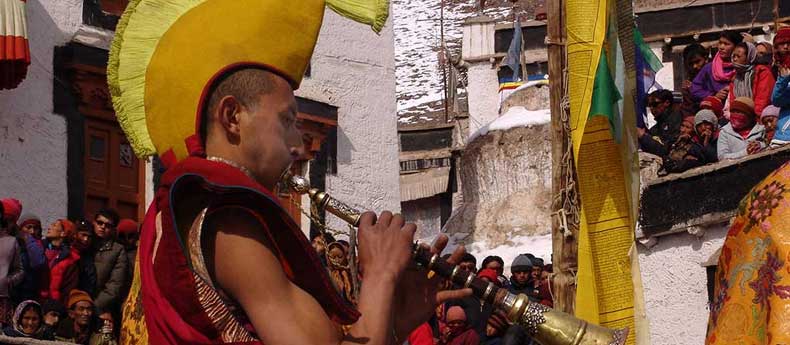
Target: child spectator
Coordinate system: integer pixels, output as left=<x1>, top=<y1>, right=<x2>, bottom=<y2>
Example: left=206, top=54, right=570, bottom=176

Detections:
left=692, top=31, right=743, bottom=102
left=3, top=300, right=54, bottom=340
left=662, top=118, right=706, bottom=174
left=639, top=89, right=682, bottom=156
left=681, top=44, right=709, bottom=118
left=718, top=97, right=765, bottom=160
left=726, top=42, right=775, bottom=117
left=439, top=306, right=479, bottom=345
left=693, top=109, right=720, bottom=163
left=41, top=299, right=64, bottom=331
left=761, top=105, right=780, bottom=147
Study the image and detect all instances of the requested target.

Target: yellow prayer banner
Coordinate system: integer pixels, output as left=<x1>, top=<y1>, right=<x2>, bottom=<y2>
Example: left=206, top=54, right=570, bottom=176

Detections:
left=566, top=0, right=637, bottom=343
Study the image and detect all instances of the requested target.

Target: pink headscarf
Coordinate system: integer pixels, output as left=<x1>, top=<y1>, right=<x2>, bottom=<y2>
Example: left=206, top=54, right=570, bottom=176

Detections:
left=711, top=52, right=735, bottom=83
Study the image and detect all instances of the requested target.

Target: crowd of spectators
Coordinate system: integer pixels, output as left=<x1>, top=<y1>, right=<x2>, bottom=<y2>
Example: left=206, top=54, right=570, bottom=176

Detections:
left=312, top=232, right=552, bottom=345
left=639, top=27, right=790, bottom=175
left=0, top=198, right=139, bottom=344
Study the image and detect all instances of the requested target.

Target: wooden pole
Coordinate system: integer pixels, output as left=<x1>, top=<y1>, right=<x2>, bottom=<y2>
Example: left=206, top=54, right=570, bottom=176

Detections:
left=441, top=0, right=449, bottom=123
left=547, top=0, right=578, bottom=314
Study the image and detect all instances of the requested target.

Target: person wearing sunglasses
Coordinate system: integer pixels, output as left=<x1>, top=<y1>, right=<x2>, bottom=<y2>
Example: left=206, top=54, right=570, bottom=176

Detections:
left=90, top=208, right=127, bottom=327
left=638, top=89, right=683, bottom=157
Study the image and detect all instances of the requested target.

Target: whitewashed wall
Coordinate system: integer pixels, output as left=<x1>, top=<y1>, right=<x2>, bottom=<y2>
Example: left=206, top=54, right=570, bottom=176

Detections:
left=0, top=0, right=83, bottom=226
left=638, top=224, right=728, bottom=345
left=466, top=62, right=500, bottom=136
left=298, top=9, right=401, bottom=230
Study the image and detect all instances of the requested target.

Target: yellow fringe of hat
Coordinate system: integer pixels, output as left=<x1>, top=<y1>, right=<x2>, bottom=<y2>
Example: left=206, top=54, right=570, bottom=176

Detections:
left=108, top=0, right=389, bottom=161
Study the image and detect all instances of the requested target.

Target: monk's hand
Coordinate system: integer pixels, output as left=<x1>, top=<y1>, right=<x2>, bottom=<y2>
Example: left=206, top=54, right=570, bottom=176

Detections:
left=357, top=211, right=416, bottom=283
left=392, top=235, right=472, bottom=339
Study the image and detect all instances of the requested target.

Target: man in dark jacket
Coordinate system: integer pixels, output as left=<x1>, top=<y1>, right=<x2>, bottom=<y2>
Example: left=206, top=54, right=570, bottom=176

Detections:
left=504, top=254, right=541, bottom=345
left=91, top=208, right=128, bottom=317
left=638, top=89, right=683, bottom=156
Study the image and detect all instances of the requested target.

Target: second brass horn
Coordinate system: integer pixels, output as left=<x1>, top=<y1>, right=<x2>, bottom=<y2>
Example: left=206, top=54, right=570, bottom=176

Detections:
left=283, top=173, right=629, bottom=345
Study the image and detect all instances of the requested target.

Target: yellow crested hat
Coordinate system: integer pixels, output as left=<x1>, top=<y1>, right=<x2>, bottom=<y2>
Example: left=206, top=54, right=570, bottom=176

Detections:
left=109, top=0, right=388, bottom=165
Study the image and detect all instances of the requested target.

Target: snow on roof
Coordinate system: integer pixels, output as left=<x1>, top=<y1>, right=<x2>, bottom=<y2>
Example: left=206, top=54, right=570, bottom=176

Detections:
left=393, top=0, right=542, bottom=112
left=468, top=106, right=551, bottom=141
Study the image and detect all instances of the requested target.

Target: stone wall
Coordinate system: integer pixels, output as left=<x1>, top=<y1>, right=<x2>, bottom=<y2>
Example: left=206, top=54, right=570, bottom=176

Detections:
left=444, top=123, right=552, bottom=246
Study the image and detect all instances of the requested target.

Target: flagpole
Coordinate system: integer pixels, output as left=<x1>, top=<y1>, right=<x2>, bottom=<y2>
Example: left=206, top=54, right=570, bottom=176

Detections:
left=547, top=0, right=579, bottom=314
left=440, top=0, right=449, bottom=123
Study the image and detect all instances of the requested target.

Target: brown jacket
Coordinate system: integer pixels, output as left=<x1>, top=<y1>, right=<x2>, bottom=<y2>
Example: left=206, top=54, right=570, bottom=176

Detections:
left=93, top=239, right=127, bottom=312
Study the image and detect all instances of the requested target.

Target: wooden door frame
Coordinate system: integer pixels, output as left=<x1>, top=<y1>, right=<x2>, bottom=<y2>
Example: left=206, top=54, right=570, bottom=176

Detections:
left=54, top=42, right=146, bottom=221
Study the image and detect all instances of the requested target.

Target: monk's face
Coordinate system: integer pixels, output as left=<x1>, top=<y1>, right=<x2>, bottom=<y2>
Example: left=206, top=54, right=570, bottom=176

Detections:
left=238, top=76, right=303, bottom=189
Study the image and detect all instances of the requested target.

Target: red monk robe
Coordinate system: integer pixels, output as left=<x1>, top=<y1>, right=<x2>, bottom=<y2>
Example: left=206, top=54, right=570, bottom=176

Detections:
left=120, top=157, right=359, bottom=344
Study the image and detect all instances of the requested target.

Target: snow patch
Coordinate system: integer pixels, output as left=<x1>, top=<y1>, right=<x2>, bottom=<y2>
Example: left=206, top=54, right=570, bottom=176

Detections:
left=418, top=232, right=553, bottom=271
left=468, top=106, right=551, bottom=141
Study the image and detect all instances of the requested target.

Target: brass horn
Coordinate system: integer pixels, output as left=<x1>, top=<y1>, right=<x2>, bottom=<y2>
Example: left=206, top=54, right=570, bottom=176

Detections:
left=283, top=173, right=628, bottom=345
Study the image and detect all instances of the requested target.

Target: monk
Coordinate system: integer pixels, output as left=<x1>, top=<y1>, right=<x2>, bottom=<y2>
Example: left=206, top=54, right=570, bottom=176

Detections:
left=201, top=68, right=471, bottom=343
left=110, top=1, right=470, bottom=344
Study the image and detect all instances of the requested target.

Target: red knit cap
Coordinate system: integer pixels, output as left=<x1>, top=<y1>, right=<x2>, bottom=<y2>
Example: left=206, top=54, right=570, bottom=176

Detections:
left=700, top=96, right=724, bottom=119
left=774, top=27, right=790, bottom=46
left=117, top=219, right=139, bottom=235
left=1, top=199, right=22, bottom=225
left=59, top=219, right=77, bottom=240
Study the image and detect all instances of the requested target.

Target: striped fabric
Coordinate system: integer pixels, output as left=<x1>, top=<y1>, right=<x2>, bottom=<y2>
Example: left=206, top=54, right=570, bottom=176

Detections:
left=0, top=0, right=29, bottom=90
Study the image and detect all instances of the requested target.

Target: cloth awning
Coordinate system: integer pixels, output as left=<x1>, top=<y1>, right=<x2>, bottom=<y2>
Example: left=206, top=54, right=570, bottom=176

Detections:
left=400, top=167, right=451, bottom=202
left=0, top=0, right=29, bottom=90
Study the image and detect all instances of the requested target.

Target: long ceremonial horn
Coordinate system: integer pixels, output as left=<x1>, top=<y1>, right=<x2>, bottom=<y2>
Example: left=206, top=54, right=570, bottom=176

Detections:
left=283, top=174, right=628, bottom=345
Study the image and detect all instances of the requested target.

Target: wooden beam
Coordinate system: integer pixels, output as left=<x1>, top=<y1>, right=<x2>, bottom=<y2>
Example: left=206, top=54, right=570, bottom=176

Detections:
left=547, top=0, right=577, bottom=314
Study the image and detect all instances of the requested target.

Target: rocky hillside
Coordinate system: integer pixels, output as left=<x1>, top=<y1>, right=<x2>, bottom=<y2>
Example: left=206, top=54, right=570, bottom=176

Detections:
left=393, top=0, right=543, bottom=114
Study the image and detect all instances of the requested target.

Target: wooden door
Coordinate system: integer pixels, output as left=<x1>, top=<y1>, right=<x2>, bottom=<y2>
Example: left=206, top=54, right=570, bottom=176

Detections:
left=83, top=118, right=145, bottom=222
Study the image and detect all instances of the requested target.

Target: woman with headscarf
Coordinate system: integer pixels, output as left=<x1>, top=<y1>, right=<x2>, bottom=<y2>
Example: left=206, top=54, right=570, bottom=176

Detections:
left=726, top=41, right=776, bottom=118
left=3, top=300, right=55, bottom=339
left=692, top=31, right=742, bottom=102
left=326, top=241, right=356, bottom=306
left=755, top=41, right=773, bottom=67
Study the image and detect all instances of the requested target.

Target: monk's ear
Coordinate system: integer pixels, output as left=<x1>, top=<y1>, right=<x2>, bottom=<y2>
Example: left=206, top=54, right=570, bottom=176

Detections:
left=216, top=95, right=243, bottom=140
